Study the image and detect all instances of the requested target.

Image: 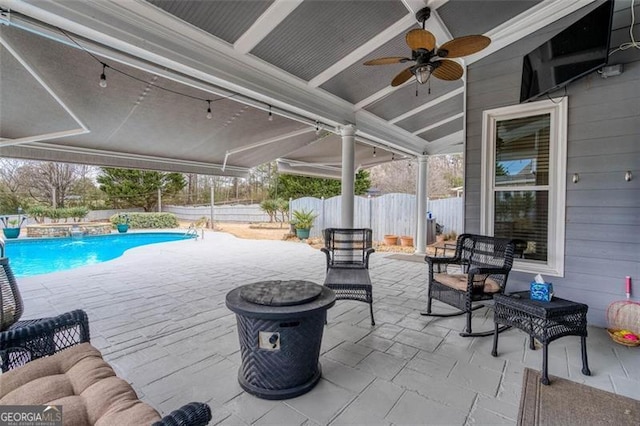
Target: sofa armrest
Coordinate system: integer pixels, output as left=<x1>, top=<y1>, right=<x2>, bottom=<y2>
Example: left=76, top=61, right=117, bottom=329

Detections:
left=0, top=309, right=90, bottom=372
left=154, top=402, right=212, bottom=426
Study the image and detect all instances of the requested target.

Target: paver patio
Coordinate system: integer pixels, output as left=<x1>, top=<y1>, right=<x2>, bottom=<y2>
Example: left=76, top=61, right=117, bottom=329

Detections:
left=15, top=230, right=640, bottom=425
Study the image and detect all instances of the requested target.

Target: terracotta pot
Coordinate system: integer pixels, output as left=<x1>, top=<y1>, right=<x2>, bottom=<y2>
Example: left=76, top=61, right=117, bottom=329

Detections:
left=383, top=235, right=398, bottom=245
left=400, top=236, right=414, bottom=247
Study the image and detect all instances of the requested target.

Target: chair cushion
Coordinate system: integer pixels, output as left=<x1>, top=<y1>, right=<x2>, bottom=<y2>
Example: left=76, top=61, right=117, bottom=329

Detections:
left=434, top=273, right=501, bottom=293
left=0, top=342, right=162, bottom=425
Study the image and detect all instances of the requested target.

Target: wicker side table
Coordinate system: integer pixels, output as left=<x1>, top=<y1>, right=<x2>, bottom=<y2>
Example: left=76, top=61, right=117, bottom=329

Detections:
left=491, top=291, right=591, bottom=385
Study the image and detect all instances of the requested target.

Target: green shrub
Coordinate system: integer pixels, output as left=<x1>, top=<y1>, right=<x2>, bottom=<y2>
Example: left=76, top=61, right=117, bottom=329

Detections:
left=109, top=212, right=178, bottom=229
left=68, top=206, right=89, bottom=222
left=291, top=209, right=317, bottom=230
left=260, top=199, right=278, bottom=222
left=27, top=206, right=48, bottom=224
left=46, top=207, right=64, bottom=223
left=275, top=198, right=289, bottom=223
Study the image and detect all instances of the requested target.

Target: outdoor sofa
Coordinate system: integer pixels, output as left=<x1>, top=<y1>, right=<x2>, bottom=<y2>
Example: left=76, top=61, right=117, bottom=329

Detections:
left=0, top=257, right=211, bottom=425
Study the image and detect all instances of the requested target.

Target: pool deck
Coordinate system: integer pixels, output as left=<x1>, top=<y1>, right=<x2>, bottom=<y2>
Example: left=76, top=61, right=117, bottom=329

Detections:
left=15, top=230, right=640, bottom=425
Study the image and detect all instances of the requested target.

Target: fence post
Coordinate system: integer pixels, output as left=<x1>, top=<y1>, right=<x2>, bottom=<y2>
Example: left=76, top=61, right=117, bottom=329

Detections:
left=368, top=194, right=372, bottom=230
left=321, top=196, right=325, bottom=232
left=210, top=180, right=215, bottom=229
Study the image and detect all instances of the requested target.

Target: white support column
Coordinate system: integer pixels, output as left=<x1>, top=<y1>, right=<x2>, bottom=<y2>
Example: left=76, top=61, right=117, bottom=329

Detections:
left=341, top=125, right=356, bottom=228
left=415, top=155, right=429, bottom=254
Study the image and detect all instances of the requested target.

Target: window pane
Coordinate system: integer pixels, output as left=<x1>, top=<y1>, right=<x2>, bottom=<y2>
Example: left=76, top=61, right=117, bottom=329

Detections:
left=494, top=190, right=548, bottom=262
left=495, top=114, right=550, bottom=187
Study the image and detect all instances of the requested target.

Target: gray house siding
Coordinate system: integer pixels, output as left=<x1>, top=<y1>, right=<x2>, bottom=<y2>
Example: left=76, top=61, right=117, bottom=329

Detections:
left=465, top=1, right=640, bottom=327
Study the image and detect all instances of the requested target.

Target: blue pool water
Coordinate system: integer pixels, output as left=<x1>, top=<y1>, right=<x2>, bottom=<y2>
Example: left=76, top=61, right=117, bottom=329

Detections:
left=4, top=232, right=194, bottom=277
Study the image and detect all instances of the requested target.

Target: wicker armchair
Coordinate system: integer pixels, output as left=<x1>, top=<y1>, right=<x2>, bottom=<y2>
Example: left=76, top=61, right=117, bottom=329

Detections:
left=0, top=257, right=211, bottom=426
left=421, top=234, right=516, bottom=337
left=321, top=228, right=375, bottom=325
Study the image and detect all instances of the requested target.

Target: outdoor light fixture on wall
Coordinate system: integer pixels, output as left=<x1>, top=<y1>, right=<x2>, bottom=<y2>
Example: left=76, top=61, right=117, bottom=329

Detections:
left=572, top=173, right=579, bottom=183
left=625, top=171, right=632, bottom=182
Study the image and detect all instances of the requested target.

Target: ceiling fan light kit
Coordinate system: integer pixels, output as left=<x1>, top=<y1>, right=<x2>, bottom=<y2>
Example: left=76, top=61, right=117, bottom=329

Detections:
left=364, top=7, right=491, bottom=88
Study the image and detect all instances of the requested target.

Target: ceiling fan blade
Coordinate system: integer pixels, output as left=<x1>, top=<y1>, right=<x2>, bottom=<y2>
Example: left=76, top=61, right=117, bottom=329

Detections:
left=391, top=66, right=414, bottom=87
left=406, top=29, right=436, bottom=51
left=364, top=56, right=411, bottom=65
left=438, top=35, right=490, bottom=58
left=432, top=60, right=463, bottom=81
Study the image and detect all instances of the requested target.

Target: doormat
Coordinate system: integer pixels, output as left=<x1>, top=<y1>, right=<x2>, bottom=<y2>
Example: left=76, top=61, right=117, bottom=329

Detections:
left=518, top=367, right=640, bottom=425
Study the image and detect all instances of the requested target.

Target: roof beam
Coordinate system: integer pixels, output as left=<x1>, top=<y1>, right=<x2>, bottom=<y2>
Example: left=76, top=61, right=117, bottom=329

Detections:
left=234, top=0, right=303, bottom=55
left=413, top=112, right=463, bottom=136
left=308, top=14, right=415, bottom=87
left=0, top=32, right=89, bottom=147
left=389, top=87, right=464, bottom=124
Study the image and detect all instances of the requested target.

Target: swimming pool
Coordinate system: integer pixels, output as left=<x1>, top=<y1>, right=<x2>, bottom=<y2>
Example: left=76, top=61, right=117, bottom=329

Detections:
left=4, top=232, right=195, bottom=277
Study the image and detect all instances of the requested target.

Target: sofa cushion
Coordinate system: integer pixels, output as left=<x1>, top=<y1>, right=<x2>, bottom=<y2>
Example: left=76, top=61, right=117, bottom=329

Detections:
left=0, top=342, right=161, bottom=425
left=434, top=273, right=501, bottom=293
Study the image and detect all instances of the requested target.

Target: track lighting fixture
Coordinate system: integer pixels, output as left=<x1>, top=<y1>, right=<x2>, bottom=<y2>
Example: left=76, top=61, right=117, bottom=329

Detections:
left=268, top=105, right=273, bottom=121
left=206, top=100, right=212, bottom=119
left=99, top=63, right=107, bottom=88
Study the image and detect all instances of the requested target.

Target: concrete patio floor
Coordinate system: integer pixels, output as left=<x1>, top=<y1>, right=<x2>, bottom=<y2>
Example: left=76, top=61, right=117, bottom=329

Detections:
left=16, top=230, right=640, bottom=425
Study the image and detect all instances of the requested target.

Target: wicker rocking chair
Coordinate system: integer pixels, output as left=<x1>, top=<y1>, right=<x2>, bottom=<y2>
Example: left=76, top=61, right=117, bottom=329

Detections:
left=421, top=234, right=516, bottom=337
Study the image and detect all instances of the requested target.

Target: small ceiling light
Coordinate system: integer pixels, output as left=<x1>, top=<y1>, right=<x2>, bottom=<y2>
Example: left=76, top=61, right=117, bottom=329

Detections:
left=99, top=63, right=107, bottom=88
left=315, top=121, right=320, bottom=135
left=268, top=105, right=273, bottom=121
left=373, top=147, right=376, bottom=158
left=392, top=153, right=395, bottom=161
left=206, top=100, right=212, bottom=119
left=415, top=65, right=431, bottom=84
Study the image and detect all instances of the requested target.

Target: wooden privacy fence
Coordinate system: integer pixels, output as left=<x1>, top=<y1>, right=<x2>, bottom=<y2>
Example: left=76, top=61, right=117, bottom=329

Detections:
left=162, top=195, right=462, bottom=241
left=290, top=194, right=463, bottom=241
left=164, top=204, right=270, bottom=223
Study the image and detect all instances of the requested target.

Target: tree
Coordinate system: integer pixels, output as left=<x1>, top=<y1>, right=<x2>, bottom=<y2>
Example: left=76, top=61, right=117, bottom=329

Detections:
left=271, top=170, right=371, bottom=200
left=0, top=159, right=98, bottom=211
left=0, top=159, right=26, bottom=213
left=97, top=168, right=186, bottom=211
left=369, top=154, right=463, bottom=198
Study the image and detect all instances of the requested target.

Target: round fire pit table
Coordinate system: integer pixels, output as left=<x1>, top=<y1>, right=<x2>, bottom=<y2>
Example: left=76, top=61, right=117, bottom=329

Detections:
left=226, top=280, right=335, bottom=400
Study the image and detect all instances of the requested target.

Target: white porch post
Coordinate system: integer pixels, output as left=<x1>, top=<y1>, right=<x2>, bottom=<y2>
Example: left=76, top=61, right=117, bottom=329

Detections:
left=415, top=155, right=429, bottom=254
left=341, top=124, right=356, bottom=228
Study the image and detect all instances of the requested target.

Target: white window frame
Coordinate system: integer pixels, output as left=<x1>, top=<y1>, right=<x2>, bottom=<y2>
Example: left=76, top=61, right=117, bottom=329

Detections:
left=481, top=98, right=567, bottom=277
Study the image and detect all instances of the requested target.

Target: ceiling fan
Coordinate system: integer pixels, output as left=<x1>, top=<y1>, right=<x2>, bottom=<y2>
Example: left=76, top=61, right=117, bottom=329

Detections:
left=364, top=7, right=491, bottom=87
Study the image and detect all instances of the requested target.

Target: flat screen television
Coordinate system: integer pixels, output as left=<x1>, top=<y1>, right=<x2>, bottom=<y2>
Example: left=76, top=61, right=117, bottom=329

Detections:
left=520, top=0, right=614, bottom=103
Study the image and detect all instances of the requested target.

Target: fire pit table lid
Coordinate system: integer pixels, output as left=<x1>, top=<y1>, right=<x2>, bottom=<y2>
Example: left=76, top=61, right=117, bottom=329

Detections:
left=240, top=280, right=322, bottom=306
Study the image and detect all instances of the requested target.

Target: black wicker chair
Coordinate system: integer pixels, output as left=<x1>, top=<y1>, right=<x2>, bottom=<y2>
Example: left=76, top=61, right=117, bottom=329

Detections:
left=0, top=257, right=211, bottom=426
left=421, top=234, right=516, bottom=337
left=321, top=228, right=375, bottom=325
